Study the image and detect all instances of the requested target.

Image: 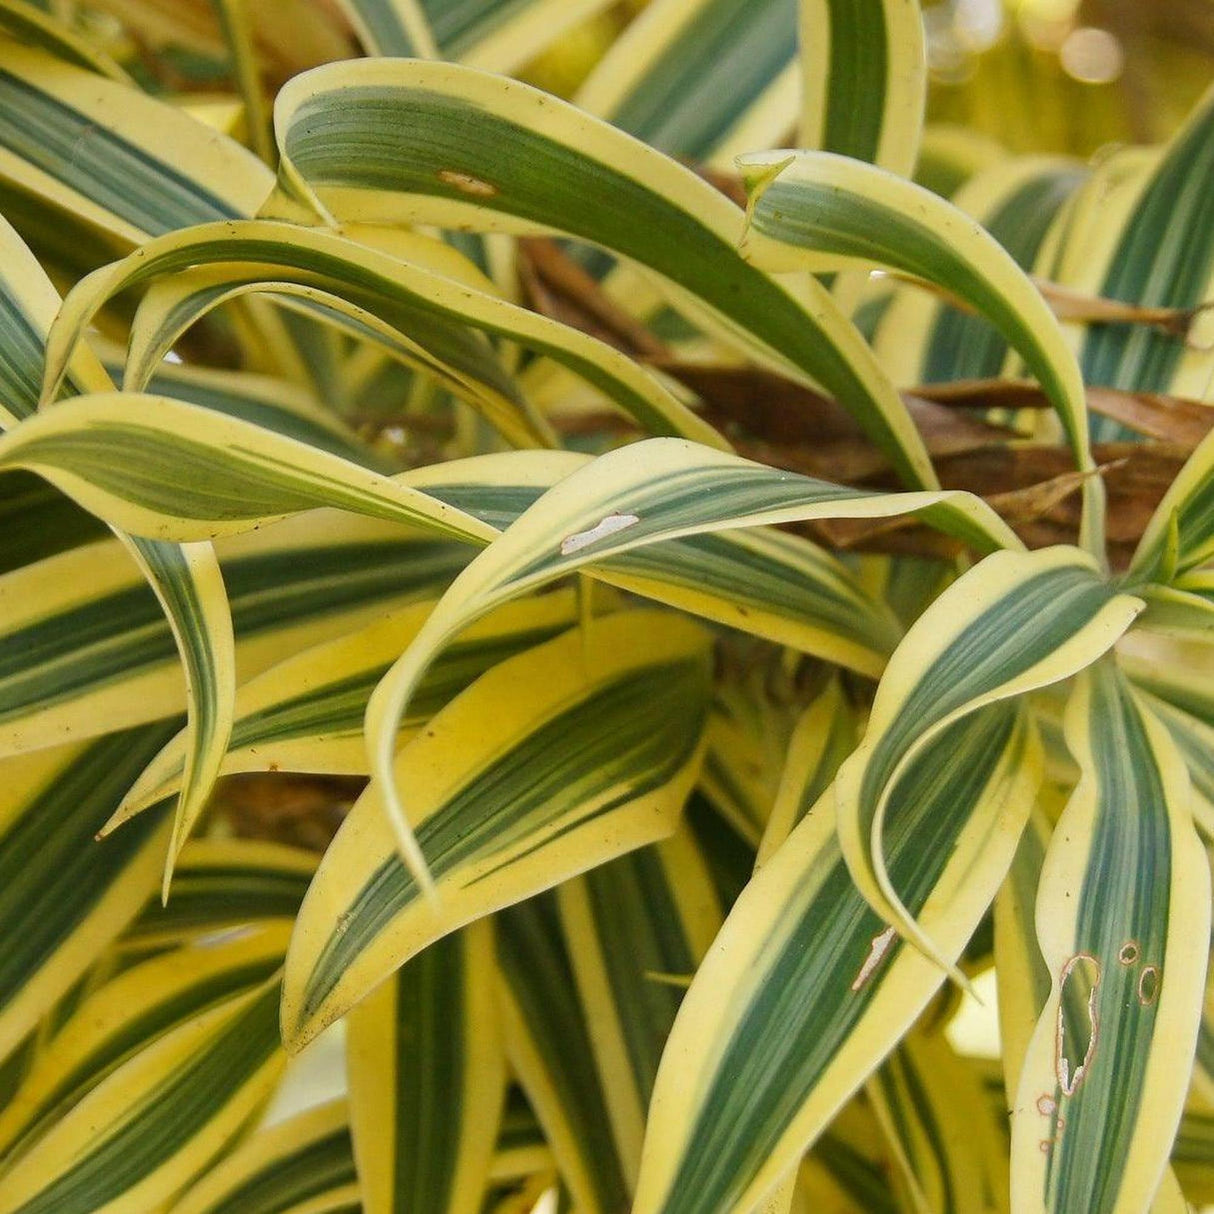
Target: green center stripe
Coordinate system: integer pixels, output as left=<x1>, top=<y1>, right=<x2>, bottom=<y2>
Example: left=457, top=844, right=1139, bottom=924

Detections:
left=389, top=933, right=468, bottom=1209
left=583, top=848, right=699, bottom=1105
left=1044, top=668, right=1170, bottom=1211
left=204, top=1126, right=355, bottom=1214
left=0, top=471, right=106, bottom=575
left=12, top=983, right=282, bottom=1214
left=420, top=480, right=897, bottom=654
left=1083, top=100, right=1214, bottom=398
left=822, top=0, right=888, bottom=164
left=861, top=566, right=1110, bottom=809
left=662, top=703, right=1020, bottom=1213
left=282, top=85, right=926, bottom=483
left=497, top=894, right=631, bottom=1213
left=422, top=0, right=527, bottom=56
left=14, top=425, right=422, bottom=524
left=606, top=0, right=796, bottom=161
left=752, top=176, right=1082, bottom=454
left=15, top=958, right=282, bottom=1154
left=0, top=292, right=47, bottom=419
left=0, top=723, right=178, bottom=1013
left=229, top=622, right=567, bottom=755
left=130, top=868, right=313, bottom=940
left=0, top=70, right=242, bottom=235
left=0, top=539, right=467, bottom=723
left=300, top=657, right=710, bottom=1022
left=924, top=169, right=1086, bottom=383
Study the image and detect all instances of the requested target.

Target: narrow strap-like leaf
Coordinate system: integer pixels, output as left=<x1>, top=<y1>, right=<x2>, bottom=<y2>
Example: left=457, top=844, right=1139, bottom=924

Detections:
left=281, top=609, right=712, bottom=1048
left=0, top=391, right=495, bottom=545
left=1010, top=661, right=1210, bottom=1213
left=0, top=922, right=288, bottom=1157
left=169, top=1097, right=357, bottom=1214
left=347, top=920, right=505, bottom=1214
left=798, top=0, right=926, bottom=176
left=365, top=437, right=1018, bottom=886
left=0, top=727, right=176, bottom=1060
left=0, top=977, right=285, bottom=1214
left=576, top=0, right=797, bottom=167
left=269, top=57, right=936, bottom=488
left=737, top=150, right=1102, bottom=555
left=495, top=894, right=631, bottom=1214
left=632, top=699, right=1041, bottom=1214
left=555, top=832, right=721, bottom=1180
left=834, top=546, right=1141, bottom=976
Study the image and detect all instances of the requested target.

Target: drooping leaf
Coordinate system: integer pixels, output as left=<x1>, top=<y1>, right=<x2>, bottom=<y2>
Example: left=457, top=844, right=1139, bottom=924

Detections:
left=282, top=609, right=713, bottom=1048
left=833, top=546, right=1142, bottom=975
left=737, top=150, right=1101, bottom=552
left=269, top=57, right=936, bottom=488
left=364, top=437, right=1019, bottom=880
left=631, top=700, right=1040, bottom=1214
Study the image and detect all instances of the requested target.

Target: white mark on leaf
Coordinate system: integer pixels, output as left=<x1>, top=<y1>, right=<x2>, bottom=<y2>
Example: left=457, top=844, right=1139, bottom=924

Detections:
left=850, top=925, right=896, bottom=992
left=560, top=513, right=640, bottom=556
left=1036, top=1095, right=1057, bottom=1117
left=191, top=925, right=257, bottom=950
left=1118, top=940, right=1140, bottom=966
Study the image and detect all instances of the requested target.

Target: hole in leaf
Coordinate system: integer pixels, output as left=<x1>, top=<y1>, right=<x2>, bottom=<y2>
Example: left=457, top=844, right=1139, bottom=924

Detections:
left=1137, top=966, right=1160, bottom=1006
left=1056, top=953, right=1101, bottom=1096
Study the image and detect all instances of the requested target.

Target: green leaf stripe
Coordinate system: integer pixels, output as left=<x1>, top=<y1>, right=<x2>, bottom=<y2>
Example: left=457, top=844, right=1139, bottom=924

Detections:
left=3, top=937, right=285, bottom=1159
left=1082, top=87, right=1214, bottom=401
left=184, top=1120, right=355, bottom=1214
left=0, top=725, right=176, bottom=1053
left=635, top=702, right=1031, bottom=1214
left=273, top=60, right=934, bottom=487
left=578, top=0, right=796, bottom=162
left=0, top=532, right=468, bottom=740
left=6, top=981, right=282, bottom=1214
left=296, top=653, right=710, bottom=1029
left=127, top=843, right=316, bottom=944
left=0, top=50, right=270, bottom=238
left=922, top=166, right=1087, bottom=383
left=1014, top=662, right=1208, bottom=1213
left=497, top=893, right=631, bottom=1214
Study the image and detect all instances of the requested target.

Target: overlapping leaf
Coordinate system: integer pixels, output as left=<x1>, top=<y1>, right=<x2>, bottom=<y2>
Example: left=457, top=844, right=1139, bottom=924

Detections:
left=834, top=546, right=1143, bottom=974
left=282, top=609, right=713, bottom=1047
left=0, top=727, right=176, bottom=1060
left=269, top=57, right=936, bottom=487
left=555, top=832, right=722, bottom=1181
left=0, top=978, right=285, bottom=1214
left=0, top=921, right=289, bottom=1157
left=347, top=920, right=505, bottom=1214
left=364, top=437, right=1019, bottom=879
left=495, top=893, right=630, bottom=1214
left=1010, top=661, right=1210, bottom=1214
left=737, top=150, right=1101, bottom=551
left=631, top=698, right=1041, bottom=1214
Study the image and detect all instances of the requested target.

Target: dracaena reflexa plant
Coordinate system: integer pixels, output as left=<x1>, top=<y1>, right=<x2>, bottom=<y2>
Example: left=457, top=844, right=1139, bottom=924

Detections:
left=1, top=1, right=1213, bottom=1213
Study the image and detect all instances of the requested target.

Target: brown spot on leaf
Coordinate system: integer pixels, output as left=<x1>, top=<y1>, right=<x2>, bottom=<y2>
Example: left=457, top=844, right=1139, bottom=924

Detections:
left=438, top=169, right=497, bottom=197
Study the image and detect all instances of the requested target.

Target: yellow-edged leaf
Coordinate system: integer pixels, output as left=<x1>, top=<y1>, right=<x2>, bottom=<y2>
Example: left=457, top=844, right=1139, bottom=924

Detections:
left=282, top=608, right=712, bottom=1048
left=1010, top=660, right=1210, bottom=1214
